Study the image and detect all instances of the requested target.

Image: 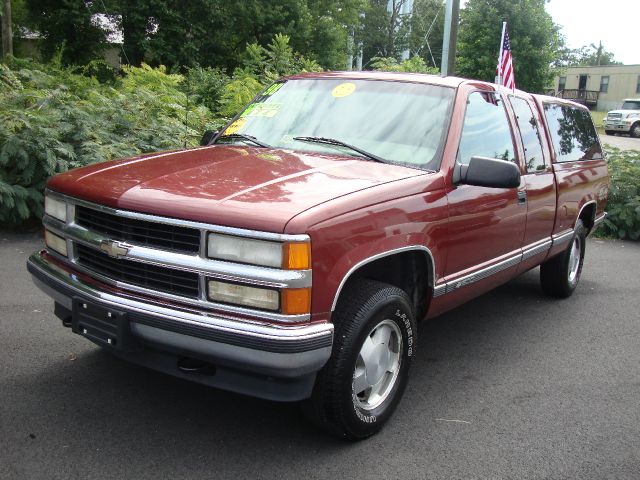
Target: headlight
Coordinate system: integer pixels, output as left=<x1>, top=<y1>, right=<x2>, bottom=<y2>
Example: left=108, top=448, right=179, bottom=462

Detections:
left=45, top=195, right=67, bottom=222
left=207, top=233, right=310, bottom=269
left=45, top=230, right=68, bottom=257
left=208, top=280, right=279, bottom=311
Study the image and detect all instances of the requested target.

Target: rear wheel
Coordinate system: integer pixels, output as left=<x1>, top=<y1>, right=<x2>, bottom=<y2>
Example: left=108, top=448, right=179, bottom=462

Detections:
left=540, top=219, right=587, bottom=298
left=304, top=279, right=416, bottom=439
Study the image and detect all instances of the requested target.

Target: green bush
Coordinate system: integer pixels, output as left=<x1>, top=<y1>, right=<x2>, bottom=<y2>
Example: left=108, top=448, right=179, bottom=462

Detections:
left=601, top=148, right=640, bottom=240
left=0, top=59, right=212, bottom=224
left=370, top=56, right=440, bottom=74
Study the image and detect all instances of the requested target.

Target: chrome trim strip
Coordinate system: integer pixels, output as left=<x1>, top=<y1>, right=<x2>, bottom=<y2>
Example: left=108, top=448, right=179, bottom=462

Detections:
left=444, top=252, right=522, bottom=294
left=46, top=189, right=310, bottom=242
left=552, top=229, right=574, bottom=246
left=29, top=251, right=332, bottom=340
left=522, top=239, right=552, bottom=260
left=43, top=216, right=312, bottom=289
left=330, top=246, right=436, bottom=312
left=593, top=212, right=607, bottom=228
left=433, top=284, right=447, bottom=298
left=433, top=237, right=554, bottom=297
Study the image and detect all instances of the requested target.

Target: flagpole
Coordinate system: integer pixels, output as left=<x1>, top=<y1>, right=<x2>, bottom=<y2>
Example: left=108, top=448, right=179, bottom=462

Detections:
left=497, top=21, right=506, bottom=86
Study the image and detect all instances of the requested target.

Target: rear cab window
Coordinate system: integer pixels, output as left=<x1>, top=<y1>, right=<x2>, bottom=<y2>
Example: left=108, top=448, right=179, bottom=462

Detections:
left=509, top=96, right=547, bottom=173
left=543, top=103, right=603, bottom=163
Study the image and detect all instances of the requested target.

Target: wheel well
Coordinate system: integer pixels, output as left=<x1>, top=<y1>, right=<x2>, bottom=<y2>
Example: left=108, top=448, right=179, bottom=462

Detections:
left=579, top=202, right=596, bottom=231
left=339, top=251, right=432, bottom=320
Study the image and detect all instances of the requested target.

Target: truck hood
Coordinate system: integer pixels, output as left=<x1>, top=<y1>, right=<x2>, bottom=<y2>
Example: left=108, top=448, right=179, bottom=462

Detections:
left=48, top=145, right=426, bottom=232
left=607, top=109, right=639, bottom=116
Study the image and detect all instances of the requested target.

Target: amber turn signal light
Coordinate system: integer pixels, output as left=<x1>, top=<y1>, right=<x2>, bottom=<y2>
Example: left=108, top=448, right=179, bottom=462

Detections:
left=283, top=242, right=311, bottom=270
left=281, top=287, right=311, bottom=315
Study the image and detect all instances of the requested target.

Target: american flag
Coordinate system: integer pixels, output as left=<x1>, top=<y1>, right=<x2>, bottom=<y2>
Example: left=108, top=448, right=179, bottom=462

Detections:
left=496, top=22, right=515, bottom=90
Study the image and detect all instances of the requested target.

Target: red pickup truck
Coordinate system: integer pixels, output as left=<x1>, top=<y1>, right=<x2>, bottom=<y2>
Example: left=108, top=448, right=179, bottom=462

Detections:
left=28, top=72, right=609, bottom=439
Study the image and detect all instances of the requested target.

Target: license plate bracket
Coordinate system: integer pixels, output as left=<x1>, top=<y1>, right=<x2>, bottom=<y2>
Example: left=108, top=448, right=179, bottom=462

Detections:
left=72, top=298, right=135, bottom=351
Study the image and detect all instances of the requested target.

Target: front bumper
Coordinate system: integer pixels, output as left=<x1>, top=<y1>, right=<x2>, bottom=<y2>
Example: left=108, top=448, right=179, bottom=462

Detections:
left=27, top=251, right=333, bottom=401
left=603, top=121, right=631, bottom=132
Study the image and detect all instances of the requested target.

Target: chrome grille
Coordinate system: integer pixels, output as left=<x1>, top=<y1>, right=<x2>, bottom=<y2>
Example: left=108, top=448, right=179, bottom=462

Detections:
left=76, top=206, right=200, bottom=254
left=607, top=113, right=622, bottom=120
left=75, top=244, right=200, bottom=298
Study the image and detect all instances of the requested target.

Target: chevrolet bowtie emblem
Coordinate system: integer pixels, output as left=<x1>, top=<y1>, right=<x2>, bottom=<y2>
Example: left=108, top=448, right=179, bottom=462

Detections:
left=99, top=240, right=130, bottom=259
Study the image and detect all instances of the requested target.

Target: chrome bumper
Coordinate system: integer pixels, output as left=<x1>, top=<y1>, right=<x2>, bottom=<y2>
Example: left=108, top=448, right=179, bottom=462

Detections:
left=27, top=251, right=333, bottom=401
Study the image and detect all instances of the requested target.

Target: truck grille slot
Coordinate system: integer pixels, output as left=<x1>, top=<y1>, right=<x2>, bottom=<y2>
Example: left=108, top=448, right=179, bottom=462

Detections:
left=76, top=244, right=200, bottom=298
left=76, top=206, right=200, bottom=253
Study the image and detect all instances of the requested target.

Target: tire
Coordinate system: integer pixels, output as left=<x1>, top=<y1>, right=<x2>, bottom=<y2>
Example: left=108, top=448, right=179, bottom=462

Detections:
left=630, top=122, right=640, bottom=138
left=540, top=219, right=587, bottom=298
left=304, top=279, right=416, bottom=439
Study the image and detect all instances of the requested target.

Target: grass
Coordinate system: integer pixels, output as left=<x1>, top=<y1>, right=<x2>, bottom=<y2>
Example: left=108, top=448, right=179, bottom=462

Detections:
left=591, top=111, right=607, bottom=133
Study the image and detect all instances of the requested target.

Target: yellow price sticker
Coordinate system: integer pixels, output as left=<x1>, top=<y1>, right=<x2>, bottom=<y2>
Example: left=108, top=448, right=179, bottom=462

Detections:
left=224, top=118, right=247, bottom=135
left=332, top=82, right=356, bottom=98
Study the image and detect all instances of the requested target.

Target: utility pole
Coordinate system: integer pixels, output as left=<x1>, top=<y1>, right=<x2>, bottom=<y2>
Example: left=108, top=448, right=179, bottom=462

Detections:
left=2, top=0, right=13, bottom=59
left=440, top=0, right=460, bottom=76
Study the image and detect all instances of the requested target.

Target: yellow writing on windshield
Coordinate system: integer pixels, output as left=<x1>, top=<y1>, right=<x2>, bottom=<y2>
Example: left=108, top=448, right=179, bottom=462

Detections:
left=224, top=118, right=247, bottom=135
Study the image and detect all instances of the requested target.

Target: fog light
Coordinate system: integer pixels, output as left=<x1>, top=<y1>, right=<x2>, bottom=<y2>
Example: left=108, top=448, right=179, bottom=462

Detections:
left=45, top=230, right=68, bottom=257
left=208, top=280, right=279, bottom=311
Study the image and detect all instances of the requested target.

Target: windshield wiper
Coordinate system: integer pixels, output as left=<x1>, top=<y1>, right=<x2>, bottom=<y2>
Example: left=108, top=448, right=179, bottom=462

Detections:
left=216, top=133, right=272, bottom=148
left=292, top=136, right=387, bottom=163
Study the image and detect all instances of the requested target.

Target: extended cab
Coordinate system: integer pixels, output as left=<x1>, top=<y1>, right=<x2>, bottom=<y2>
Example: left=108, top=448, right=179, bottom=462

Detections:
left=27, top=72, right=609, bottom=439
left=603, top=98, right=640, bottom=137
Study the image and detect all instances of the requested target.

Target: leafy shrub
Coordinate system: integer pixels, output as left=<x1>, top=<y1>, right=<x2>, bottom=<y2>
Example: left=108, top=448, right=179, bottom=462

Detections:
left=601, top=148, right=640, bottom=240
left=0, top=60, right=212, bottom=224
left=370, top=56, right=440, bottom=74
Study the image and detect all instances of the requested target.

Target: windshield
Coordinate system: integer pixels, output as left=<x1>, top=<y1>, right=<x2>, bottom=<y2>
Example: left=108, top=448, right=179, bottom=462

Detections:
left=219, top=78, right=455, bottom=170
left=621, top=100, right=640, bottom=110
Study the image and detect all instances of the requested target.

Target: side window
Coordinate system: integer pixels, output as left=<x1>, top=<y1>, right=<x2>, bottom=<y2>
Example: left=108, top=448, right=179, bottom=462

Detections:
left=457, top=92, right=516, bottom=165
left=510, top=97, right=546, bottom=173
left=543, top=103, right=603, bottom=163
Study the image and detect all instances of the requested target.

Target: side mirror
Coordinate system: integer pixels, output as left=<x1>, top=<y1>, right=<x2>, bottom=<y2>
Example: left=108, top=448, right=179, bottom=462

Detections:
left=200, top=130, right=219, bottom=146
left=457, top=156, right=521, bottom=188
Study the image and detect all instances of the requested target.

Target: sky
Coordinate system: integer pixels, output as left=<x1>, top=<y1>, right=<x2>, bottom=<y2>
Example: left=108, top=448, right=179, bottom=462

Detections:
left=545, top=0, right=640, bottom=65
left=458, top=0, right=640, bottom=65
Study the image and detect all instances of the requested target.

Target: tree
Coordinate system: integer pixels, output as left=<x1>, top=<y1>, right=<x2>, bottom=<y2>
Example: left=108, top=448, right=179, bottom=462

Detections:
left=24, top=0, right=112, bottom=65
left=407, top=0, right=445, bottom=69
left=456, top=0, right=562, bottom=93
left=556, top=42, right=622, bottom=67
left=360, top=0, right=412, bottom=65
left=2, top=0, right=13, bottom=58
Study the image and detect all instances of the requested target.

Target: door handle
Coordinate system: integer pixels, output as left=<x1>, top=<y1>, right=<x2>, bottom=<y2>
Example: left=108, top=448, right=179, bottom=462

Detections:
left=517, top=191, right=527, bottom=205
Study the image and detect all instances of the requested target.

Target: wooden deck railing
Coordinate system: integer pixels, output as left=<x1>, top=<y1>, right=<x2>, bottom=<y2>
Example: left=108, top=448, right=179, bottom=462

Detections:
left=555, top=89, right=599, bottom=106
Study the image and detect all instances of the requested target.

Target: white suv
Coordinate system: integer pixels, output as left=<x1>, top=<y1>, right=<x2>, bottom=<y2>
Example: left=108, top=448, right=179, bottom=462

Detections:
left=603, top=98, right=640, bottom=138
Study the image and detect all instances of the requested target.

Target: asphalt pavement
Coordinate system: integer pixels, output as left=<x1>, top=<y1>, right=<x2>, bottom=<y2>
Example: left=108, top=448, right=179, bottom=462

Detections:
left=1, top=232, right=639, bottom=480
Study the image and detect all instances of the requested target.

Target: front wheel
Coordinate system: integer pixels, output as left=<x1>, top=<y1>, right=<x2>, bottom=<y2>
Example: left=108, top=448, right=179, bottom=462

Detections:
left=540, top=219, right=587, bottom=298
left=630, top=122, right=640, bottom=138
left=304, top=279, right=416, bottom=439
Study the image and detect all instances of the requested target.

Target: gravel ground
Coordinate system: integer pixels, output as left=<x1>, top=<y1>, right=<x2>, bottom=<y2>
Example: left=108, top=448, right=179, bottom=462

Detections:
left=600, top=133, right=640, bottom=150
